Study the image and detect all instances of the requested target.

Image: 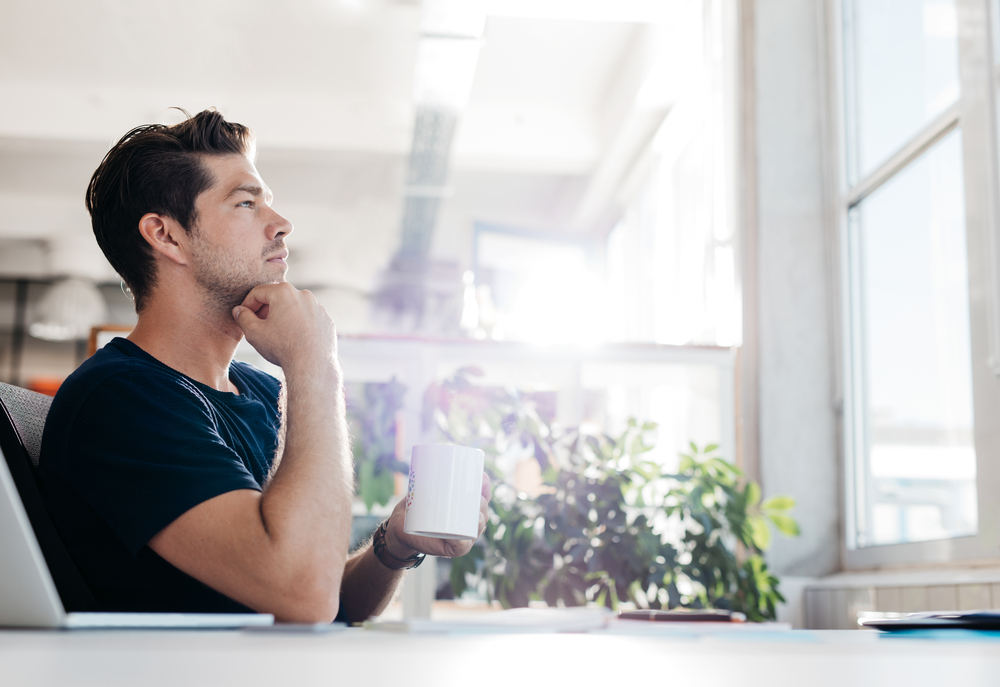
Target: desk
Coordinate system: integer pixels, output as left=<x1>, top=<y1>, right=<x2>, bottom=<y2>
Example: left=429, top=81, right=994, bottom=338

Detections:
left=3, top=628, right=1000, bottom=686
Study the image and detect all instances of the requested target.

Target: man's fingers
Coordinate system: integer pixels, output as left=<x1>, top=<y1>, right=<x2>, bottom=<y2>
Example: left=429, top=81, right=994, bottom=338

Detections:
left=231, top=306, right=260, bottom=337
left=231, top=305, right=251, bottom=323
left=239, top=285, right=278, bottom=314
left=234, top=283, right=291, bottom=326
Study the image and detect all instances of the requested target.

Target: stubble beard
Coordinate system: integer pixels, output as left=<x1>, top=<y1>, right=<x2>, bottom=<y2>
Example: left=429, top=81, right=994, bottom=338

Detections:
left=190, top=243, right=287, bottom=315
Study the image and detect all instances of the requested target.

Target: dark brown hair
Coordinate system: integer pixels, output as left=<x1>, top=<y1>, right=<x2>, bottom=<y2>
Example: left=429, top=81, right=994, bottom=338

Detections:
left=85, top=109, right=253, bottom=311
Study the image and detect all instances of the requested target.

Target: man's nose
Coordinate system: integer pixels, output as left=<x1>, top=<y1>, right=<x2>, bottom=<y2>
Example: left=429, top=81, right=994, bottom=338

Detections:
left=267, top=208, right=293, bottom=240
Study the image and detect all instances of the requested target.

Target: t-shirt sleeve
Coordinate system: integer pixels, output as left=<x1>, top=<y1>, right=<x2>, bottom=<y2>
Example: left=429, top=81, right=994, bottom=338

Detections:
left=65, top=368, right=263, bottom=554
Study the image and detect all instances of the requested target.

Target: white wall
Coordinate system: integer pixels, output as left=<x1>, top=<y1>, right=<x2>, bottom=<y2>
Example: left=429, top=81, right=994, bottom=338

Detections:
left=751, top=0, right=840, bottom=577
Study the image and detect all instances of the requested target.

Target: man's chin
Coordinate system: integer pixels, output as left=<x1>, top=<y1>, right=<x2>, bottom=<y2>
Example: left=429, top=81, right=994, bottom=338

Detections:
left=263, top=264, right=289, bottom=283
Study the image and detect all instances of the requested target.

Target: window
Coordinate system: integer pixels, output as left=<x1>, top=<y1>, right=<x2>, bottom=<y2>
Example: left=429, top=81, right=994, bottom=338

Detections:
left=469, top=225, right=735, bottom=473
left=472, top=226, right=606, bottom=345
left=605, top=0, right=739, bottom=349
left=838, top=0, right=1000, bottom=566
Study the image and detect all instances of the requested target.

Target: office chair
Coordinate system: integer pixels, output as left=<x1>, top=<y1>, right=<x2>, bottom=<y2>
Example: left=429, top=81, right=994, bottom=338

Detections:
left=0, top=381, right=97, bottom=610
left=0, top=382, right=51, bottom=466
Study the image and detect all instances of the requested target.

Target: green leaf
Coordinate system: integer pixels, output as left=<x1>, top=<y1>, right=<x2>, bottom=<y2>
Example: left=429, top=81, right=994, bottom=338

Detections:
left=356, top=459, right=375, bottom=511
left=449, top=548, right=481, bottom=598
left=748, top=516, right=771, bottom=551
left=745, top=481, right=761, bottom=508
left=768, top=513, right=801, bottom=537
left=356, top=459, right=396, bottom=513
left=678, top=455, right=695, bottom=473
left=761, top=495, right=796, bottom=512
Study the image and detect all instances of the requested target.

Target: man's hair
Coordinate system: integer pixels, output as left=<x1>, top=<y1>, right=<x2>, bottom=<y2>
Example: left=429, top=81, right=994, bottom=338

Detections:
left=85, top=109, right=254, bottom=311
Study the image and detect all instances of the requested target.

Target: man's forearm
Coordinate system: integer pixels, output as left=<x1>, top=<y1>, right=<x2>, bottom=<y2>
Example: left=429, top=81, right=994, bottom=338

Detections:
left=338, top=543, right=406, bottom=622
left=259, top=360, right=354, bottom=612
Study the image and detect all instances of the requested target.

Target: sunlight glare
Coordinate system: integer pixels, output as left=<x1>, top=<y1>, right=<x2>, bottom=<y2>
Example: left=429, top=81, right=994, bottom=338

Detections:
left=501, top=254, right=609, bottom=346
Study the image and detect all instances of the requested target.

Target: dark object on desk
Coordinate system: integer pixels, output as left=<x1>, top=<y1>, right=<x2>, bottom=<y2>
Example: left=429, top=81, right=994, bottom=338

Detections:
left=618, top=609, right=747, bottom=622
left=861, top=611, right=1000, bottom=631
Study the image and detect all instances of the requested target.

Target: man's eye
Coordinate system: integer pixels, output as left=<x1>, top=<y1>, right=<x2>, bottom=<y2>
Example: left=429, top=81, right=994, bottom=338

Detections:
left=237, top=200, right=255, bottom=209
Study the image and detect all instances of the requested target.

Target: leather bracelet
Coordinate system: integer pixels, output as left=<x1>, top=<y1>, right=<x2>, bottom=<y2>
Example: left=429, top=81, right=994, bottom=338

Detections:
left=372, top=519, right=425, bottom=570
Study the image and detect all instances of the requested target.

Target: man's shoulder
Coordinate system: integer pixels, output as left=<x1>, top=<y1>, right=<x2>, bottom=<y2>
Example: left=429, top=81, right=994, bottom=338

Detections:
left=40, top=338, right=215, bottom=469
left=51, top=338, right=204, bottom=416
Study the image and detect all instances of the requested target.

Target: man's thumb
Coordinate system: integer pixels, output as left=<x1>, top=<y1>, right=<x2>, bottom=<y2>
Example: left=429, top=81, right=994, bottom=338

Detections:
left=232, top=305, right=249, bottom=324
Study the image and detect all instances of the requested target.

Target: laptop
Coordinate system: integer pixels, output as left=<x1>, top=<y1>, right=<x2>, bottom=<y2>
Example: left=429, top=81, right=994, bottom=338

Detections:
left=0, top=442, right=273, bottom=630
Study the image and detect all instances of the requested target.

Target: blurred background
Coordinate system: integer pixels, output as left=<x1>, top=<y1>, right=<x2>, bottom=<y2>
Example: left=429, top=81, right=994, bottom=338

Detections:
left=0, top=0, right=738, bottom=509
left=0, top=0, right=737, bottom=351
left=0, top=0, right=738, bottom=450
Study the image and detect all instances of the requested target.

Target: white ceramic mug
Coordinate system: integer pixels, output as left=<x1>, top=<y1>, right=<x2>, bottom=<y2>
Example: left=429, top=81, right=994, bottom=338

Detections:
left=403, top=443, right=485, bottom=540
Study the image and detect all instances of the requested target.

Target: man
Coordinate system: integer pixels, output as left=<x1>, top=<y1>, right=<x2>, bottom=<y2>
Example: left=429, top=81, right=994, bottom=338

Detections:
left=38, top=109, right=489, bottom=623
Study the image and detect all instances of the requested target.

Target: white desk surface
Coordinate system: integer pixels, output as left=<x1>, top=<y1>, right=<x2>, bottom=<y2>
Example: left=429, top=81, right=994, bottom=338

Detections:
left=3, top=627, right=1000, bottom=687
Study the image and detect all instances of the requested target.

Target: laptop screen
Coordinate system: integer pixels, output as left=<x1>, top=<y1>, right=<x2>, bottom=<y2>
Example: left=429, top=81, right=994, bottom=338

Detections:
left=0, top=444, right=66, bottom=627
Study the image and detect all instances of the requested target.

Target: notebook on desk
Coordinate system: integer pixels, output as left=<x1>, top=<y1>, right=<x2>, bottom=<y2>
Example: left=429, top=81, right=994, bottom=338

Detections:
left=0, top=442, right=273, bottom=630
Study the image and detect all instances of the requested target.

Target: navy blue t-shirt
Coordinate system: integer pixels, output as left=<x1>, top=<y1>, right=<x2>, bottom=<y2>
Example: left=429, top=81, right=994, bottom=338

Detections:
left=38, top=337, right=282, bottom=613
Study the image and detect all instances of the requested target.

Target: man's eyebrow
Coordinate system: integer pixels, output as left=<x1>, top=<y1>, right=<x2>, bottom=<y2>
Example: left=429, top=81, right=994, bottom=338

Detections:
left=225, top=184, right=273, bottom=202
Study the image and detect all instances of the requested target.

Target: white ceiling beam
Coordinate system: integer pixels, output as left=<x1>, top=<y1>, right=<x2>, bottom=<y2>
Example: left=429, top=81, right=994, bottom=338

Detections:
left=0, top=84, right=415, bottom=155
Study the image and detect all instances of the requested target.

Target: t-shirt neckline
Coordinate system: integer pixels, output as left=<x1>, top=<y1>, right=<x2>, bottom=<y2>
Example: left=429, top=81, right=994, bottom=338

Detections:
left=108, top=337, right=249, bottom=400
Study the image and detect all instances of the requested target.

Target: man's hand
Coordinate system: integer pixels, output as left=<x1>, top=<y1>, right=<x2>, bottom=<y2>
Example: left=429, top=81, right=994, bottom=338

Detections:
left=384, top=473, right=492, bottom=559
left=232, top=283, right=336, bottom=371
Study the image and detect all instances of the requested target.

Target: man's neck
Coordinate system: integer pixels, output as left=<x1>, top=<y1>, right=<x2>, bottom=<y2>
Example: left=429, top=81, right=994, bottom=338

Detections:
left=127, top=294, right=244, bottom=394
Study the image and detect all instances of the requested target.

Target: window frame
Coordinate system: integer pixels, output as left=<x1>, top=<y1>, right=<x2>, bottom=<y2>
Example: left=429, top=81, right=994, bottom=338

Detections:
left=833, top=0, right=1000, bottom=569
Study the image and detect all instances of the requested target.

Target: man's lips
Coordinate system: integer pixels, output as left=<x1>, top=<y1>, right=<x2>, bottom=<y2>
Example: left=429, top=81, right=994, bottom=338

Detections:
left=265, top=251, right=289, bottom=263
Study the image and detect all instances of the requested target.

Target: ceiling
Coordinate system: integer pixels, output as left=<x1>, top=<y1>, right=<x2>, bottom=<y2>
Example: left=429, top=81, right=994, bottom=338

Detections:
left=0, top=0, right=696, bottom=332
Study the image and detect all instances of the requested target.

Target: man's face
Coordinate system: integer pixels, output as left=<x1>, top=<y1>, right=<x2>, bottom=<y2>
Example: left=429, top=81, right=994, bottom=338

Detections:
left=186, top=154, right=293, bottom=310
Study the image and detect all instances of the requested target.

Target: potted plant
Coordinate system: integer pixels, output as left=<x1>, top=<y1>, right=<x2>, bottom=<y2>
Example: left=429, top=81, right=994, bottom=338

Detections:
left=431, top=367, right=798, bottom=621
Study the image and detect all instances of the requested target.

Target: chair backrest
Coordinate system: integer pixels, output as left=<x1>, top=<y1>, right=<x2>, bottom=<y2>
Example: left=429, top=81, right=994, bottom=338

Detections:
left=0, top=382, right=97, bottom=611
left=0, top=383, right=52, bottom=466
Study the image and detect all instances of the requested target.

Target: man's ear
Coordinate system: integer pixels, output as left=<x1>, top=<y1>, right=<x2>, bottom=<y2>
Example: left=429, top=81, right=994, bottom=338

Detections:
left=137, top=213, right=190, bottom=266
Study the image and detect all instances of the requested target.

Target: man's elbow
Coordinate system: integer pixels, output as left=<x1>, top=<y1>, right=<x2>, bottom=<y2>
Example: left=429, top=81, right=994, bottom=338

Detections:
left=273, top=582, right=341, bottom=624
left=275, top=599, right=340, bottom=625
left=271, top=564, right=343, bottom=624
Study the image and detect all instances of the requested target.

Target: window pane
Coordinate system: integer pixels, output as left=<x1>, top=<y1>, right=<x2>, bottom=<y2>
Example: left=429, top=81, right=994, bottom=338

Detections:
left=602, top=0, right=739, bottom=347
left=474, top=229, right=604, bottom=344
left=581, top=362, right=725, bottom=472
left=844, top=0, right=959, bottom=182
left=850, top=130, right=976, bottom=547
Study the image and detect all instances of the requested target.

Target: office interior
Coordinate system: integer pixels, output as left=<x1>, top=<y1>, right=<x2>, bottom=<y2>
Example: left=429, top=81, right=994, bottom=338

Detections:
left=0, top=0, right=995, bottom=630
